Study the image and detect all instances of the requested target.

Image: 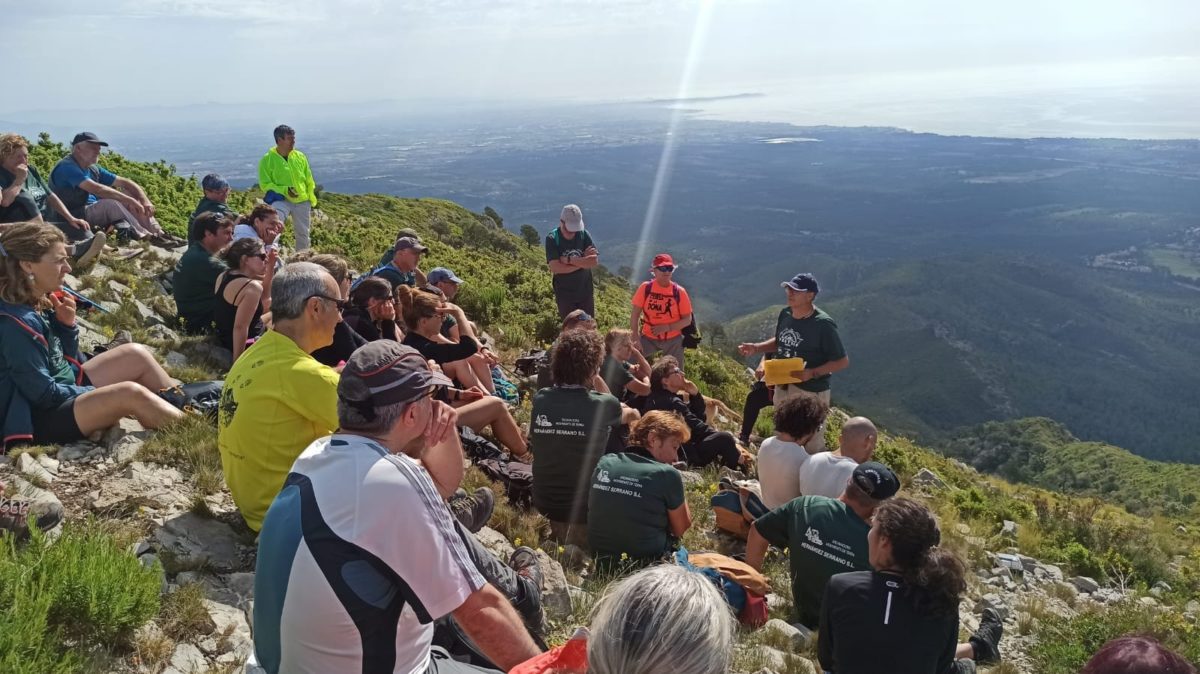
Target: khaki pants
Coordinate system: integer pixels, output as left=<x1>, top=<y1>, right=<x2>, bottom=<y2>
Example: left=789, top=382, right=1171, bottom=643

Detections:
left=274, top=200, right=313, bottom=250
left=773, top=386, right=831, bottom=453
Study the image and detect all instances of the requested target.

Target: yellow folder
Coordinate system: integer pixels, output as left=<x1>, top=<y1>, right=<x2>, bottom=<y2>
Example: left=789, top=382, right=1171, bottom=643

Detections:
left=763, top=358, right=806, bottom=386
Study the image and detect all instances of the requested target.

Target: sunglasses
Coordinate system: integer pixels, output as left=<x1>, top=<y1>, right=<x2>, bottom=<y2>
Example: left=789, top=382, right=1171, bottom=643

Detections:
left=308, top=293, right=349, bottom=312
left=251, top=253, right=268, bottom=261
left=654, top=266, right=676, bottom=273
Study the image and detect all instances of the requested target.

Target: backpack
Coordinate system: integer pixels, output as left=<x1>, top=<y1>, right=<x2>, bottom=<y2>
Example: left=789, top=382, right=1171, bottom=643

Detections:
left=674, top=547, right=770, bottom=627
left=515, top=349, right=548, bottom=378
left=710, top=478, right=768, bottom=540
left=639, top=281, right=701, bottom=349
left=460, top=427, right=534, bottom=508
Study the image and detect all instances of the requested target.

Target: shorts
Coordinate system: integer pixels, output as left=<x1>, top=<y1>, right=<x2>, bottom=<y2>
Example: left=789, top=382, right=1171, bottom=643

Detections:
left=31, top=397, right=85, bottom=445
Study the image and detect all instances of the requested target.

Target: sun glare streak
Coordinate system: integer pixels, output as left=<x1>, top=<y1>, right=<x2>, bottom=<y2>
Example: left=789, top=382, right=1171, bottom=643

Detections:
left=628, top=0, right=716, bottom=283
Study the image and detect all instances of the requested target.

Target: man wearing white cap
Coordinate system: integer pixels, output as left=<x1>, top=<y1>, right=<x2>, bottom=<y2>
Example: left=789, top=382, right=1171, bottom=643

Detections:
left=545, top=204, right=598, bottom=320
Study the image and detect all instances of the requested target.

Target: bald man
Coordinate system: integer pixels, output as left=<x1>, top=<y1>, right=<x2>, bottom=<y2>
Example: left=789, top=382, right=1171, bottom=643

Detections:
left=797, top=417, right=878, bottom=498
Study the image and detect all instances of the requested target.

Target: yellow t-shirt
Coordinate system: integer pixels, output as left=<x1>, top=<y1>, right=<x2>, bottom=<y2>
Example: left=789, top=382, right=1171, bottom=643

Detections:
left=217, top=330, right=340, bottom=531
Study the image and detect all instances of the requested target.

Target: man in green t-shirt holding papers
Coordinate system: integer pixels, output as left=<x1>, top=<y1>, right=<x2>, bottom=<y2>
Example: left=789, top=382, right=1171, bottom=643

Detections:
left=745, top=461, right=899, bottom=628
left=738, top=272, right=848, bottom=453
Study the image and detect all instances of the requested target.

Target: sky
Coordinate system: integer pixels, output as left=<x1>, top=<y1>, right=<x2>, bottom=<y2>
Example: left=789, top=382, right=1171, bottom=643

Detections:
left=7, top=0, right=1200, bottom=136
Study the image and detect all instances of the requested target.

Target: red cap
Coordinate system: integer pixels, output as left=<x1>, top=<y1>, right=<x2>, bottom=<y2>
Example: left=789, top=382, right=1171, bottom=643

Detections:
left=652, top=253, right=675, bottom=268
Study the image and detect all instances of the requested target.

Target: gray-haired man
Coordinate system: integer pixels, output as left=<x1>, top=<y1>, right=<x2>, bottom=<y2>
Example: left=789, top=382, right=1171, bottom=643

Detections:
left=250, top=342, right=545, bottom=674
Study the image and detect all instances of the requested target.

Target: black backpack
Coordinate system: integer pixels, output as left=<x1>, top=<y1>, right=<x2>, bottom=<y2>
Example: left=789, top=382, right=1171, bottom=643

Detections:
left=459, top=427, right=534, bottom=508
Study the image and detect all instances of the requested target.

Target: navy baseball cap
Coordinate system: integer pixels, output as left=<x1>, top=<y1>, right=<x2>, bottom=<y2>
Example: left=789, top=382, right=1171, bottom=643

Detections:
left=427, top=267, right=463, bottom=285
left=782, top=273, right=819, bottom=294
left=851, top=462, right=900, bottom=500
left=71, top=132, right=108, bottom=147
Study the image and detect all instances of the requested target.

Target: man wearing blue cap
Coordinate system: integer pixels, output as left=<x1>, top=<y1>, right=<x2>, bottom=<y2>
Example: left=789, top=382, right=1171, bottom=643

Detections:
left=188, top=173, right=236, bottom=235
left=738, top=273, right=848, bottom=453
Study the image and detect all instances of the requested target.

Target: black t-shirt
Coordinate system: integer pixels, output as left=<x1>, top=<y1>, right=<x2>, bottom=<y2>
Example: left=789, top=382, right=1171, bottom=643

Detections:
left=312, top=321, right=369, bottom=367
left=818, top=571, right=959, bottom=674
left=544, top=228, right=595, bottom=301
left=402, top=332, right=478, bottom=365
left=600, top=354, right=635, bottom=401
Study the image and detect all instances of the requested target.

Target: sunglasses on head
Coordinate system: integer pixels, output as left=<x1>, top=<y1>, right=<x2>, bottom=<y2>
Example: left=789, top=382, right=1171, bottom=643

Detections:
left=655, top=265, right=675, bottom=272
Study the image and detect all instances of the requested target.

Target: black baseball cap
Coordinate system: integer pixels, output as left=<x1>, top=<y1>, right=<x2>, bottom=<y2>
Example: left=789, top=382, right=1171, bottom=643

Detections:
left=71, top=132, right=108, bottom=147
left=339, top=342, right=451, bottom=408
left=782, top=273, right=819, bottom=294
left=851, top=461, right=900, bottom=500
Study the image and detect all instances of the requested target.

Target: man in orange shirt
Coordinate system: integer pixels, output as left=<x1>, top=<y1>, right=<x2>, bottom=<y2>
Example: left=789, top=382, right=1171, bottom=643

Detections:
left=630, top=253, right=694, bottom=370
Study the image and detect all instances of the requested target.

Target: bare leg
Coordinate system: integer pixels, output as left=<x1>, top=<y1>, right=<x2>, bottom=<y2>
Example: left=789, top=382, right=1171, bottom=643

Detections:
left=466, top=352, right=496, bottom=394
left=955, top=644, right=974, bottom=660
left=82, top=343, right=174, bottom=390
left=453, top=397, right=528, bottom=456
left=443, top=359, right=486, bottom=391
left=73, top=381, right=183, bottom=433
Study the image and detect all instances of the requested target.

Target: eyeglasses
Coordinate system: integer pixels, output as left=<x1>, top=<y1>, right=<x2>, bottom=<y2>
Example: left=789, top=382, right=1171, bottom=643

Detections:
left=307, top=293, right=348, bottom=312
left=654, top=266, right=676, bottom=273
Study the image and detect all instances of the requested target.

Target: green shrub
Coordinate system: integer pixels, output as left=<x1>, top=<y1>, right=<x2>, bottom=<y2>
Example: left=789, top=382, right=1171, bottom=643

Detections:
left=0, top=522, right=161, bottom=673
left=1030, top=602, right=1200, bottom=673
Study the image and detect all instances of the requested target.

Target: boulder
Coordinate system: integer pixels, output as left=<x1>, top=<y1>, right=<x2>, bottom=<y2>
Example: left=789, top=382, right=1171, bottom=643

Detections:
left=203, top=599, right=253, bottom=660
left=162, top=642, right=208, bottom=674
left=108, top=279, right=131, bottom=296
left=154, top=512, right=251, bottom=573
left=35, top=453, right=60, bottom=476
left=17, top=453, right=55, bottom=484
left=764, top=618, right=813, bottom=650
left=134, top=299, right=164, bottom=327
left=534, top=548, right=572, bottom=621
left=973, top=593, right=1010, bottom=620
left=1071, top=576, right=1100, bottom=594
left=911, top=468, right=948, bottom=490
left=679, top=470, right=705, bottom=486
left=92, top=462, right=191, bottom=512
left=953, top=523, right=971, bottom=536
left=1039, top=564, right=1065, bottom=583
left=475, top=527, right=515, bottom=560
left=57, top=443, right=96, bottom=462
left=165, top=351, right=190, bottom=368
left=146, top=324, right=181, bottom=343
left=1138, top=596, right=1159, bottom=607
left=1000, top=520, right=1019, bottom=538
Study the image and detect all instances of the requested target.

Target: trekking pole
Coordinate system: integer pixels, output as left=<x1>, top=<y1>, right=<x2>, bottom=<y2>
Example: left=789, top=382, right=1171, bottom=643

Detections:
left=61, top=286, right=111, bottom=314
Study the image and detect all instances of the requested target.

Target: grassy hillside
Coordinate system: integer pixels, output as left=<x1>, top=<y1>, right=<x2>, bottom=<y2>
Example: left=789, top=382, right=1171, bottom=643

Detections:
left=722, top=256, right=1200, bottom=463
left=951, top=417, right=1200, bottom=519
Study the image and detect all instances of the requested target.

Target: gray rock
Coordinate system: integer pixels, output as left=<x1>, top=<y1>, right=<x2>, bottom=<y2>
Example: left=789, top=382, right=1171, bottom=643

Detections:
left=58, top=443, right=95, bottom=462
left=764, top=618, right=813, bottom=650
left=64, top=273, right=82, bottom=288
left=995, top=552, right=1025, bottom=574
left=0, top=455, right=9, bottom=467
left=1001, top=520, right=1019, bottom=538
left=134, top=299, right=164, bottom=327
left=1094, top=588, right=1124, bottom=604
left=146, top=323, right=181, bottom=343
left=17, top=453, right=55, bottom=483
left=110, top=435, right=145, bottom=463
left=162, top=642, right=208, bottom=674
left=1071, top=576, right=1100, bottom=593
left=154, top=512, right=251, bottom=573
left=991, top=566, right=1012, bottom=580
left=165, top=351, right=190, bottom=367
left=108, top=279, right=131, bottom=295
left=204, top=599, right=253, bottom=659
left=92, top=263, right=112, bottom=278
left=758, top=646, right=791, bottom=671
left=1139, top=596, right=1159, bottom=607
left=678, top=470, right=705, bottom=486
left=475, top=527, right=515, bottom=561
left=535, top=548, right=572, bottom=622
left=35, top=453, right=60, bottom=475
left=974, top=593, right=1010, bottom=620
left=911, top=468, right=948, bottom=490
left=104, top=417, right=149, bottom=447
left=1185, top=599, right=1200, bottom=616
left=1040, top=563, right=1065, bottom=582
left=1152, top=580, right=1172, bottom=593
left=953, top=523, right=971, bottom=536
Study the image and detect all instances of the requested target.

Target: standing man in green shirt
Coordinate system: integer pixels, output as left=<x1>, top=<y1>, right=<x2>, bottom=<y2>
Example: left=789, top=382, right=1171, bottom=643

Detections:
left=738, top=273, right=848, bottom=453
left=258, top=125, right=317, bottom=250
left=745, top=461, right=899, bottom=628
left=545, top=204, right=598, bottom=320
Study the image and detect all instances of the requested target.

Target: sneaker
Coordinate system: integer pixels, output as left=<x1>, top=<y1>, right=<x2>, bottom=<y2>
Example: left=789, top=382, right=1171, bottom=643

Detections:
left=0, top=495, right=64, bottom=540
left=510, top=546, right=543, bottom=591
left=449, top=487, right=495, bottom=533
left=71, top=231, right=107, bottom=269
left=969, top=607, right=1004, bottom=664
left=113, top=246, right=146, bottom=261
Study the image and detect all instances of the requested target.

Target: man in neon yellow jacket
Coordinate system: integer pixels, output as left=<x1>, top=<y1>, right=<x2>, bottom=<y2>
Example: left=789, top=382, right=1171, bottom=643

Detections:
left=258, top=124, right=317, bottom=250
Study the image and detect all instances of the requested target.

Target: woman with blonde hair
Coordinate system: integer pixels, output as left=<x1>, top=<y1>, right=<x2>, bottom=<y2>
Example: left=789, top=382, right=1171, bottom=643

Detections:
left=587, top=410, right=692, bottom=563
left=600, top=328, right=651, bottom=402
left=397, top=284, right=493, bottom=394
left=0, top=222, right=183, bottom=450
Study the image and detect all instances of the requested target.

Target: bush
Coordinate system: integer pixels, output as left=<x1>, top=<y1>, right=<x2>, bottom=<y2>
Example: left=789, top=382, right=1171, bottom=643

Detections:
left=0, top=522, right=162, bottom=673
left=1030, top=602, right=1200, bottom=673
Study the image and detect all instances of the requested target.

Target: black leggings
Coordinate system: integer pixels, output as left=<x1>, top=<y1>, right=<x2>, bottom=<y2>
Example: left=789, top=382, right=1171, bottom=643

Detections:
left=740, top=381, right=772, bottom=442
left=683, top=430, right=741, bottom=469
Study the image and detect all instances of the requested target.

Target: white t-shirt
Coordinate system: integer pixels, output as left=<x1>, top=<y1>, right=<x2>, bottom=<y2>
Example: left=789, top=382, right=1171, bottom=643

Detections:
left=798, top=451, right=859, bottom=499
left=250, top=434, right=486, bottom=674
left=757, top=436, right=809, bottom=509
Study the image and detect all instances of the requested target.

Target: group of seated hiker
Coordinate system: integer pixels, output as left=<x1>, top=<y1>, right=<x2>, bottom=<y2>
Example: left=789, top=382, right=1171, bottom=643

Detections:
left=0, top=221, right=198, bottom=449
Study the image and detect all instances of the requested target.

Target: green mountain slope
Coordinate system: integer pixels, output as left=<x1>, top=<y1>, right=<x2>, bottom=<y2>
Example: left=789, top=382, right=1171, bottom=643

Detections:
left=724, top=256, right=1200, bottom=463
left=951, top=417, right=1200, bottom=519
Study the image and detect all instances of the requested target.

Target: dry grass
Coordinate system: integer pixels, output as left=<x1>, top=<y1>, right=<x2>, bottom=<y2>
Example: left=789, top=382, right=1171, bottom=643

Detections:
left=139, top=415, right=224, bottom=494
left=158, top=583, right=215, bottom=642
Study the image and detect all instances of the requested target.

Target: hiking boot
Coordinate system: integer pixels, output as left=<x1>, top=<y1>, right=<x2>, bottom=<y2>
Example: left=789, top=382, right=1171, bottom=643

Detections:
left=510, top=546, right=543, bottom=591
left=113, top=246, right=146, bottom=261
left=970, top=607, right=1004, bottom=664
left=0, top=496, right=64, bottom=540
left=71, top=231, right=106, bottom=269
left=450, top=487, right=495, bottom=534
